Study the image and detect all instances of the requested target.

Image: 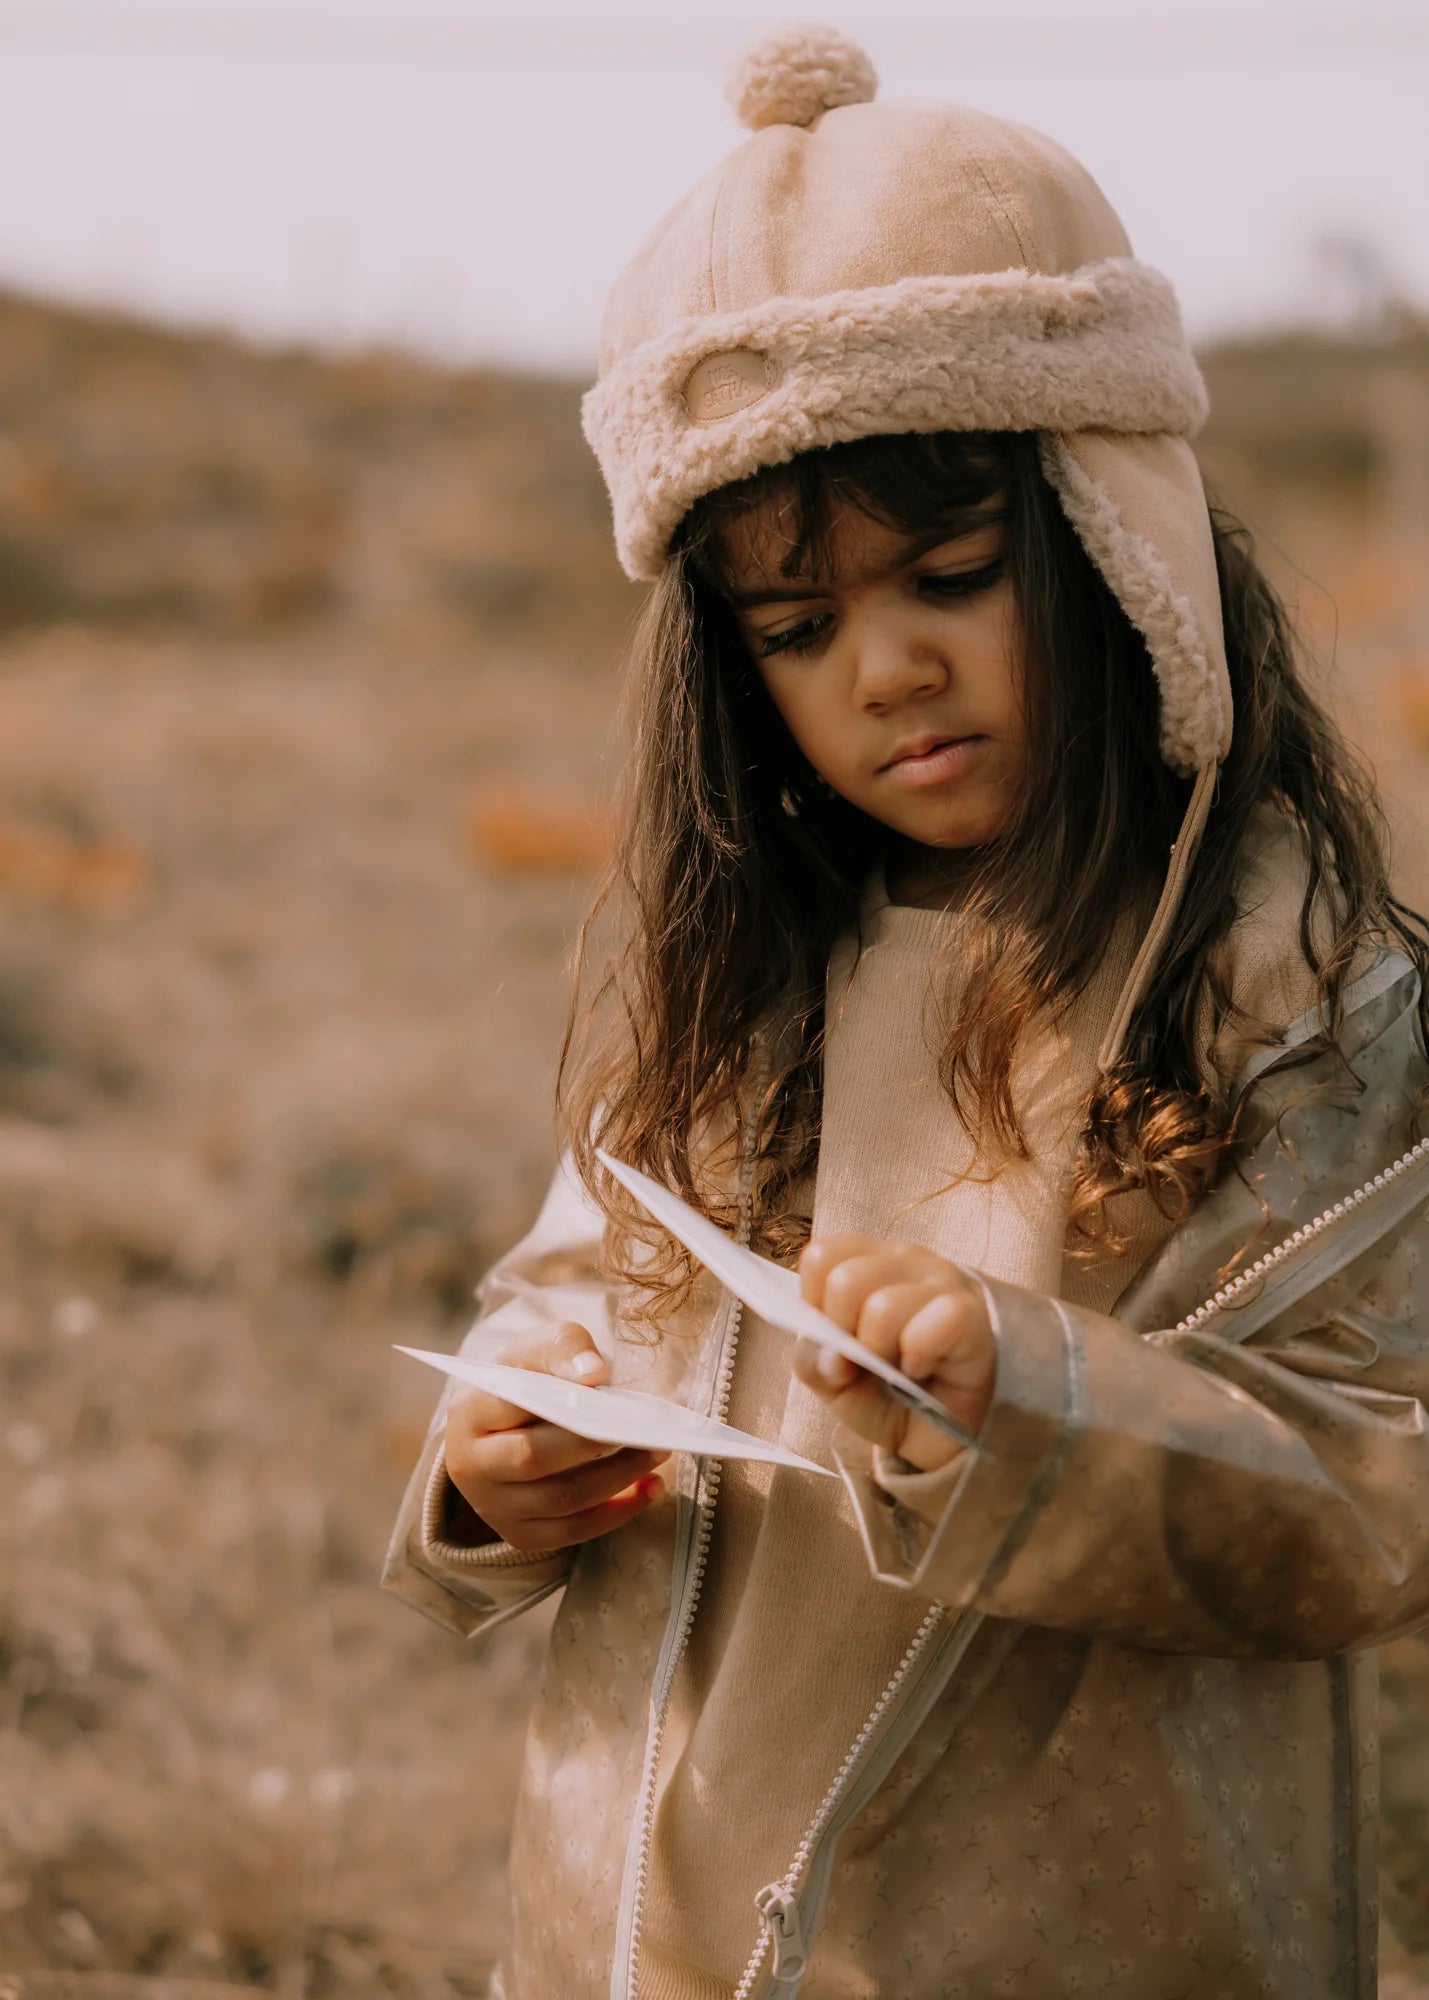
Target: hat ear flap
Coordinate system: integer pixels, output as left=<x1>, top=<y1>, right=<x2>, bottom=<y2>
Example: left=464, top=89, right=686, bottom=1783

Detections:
left=1037, top=430, right=1233, bottom=777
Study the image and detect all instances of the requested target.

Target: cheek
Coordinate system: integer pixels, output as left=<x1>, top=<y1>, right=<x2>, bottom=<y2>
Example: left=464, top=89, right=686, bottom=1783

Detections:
left=985, top=591, right=1030, bottom=729
left=758, top=669, right=840, bottom=767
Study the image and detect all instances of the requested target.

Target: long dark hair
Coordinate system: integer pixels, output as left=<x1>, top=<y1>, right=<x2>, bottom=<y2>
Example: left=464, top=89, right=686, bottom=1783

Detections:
left=558, top=429, right=1429, bottom=1320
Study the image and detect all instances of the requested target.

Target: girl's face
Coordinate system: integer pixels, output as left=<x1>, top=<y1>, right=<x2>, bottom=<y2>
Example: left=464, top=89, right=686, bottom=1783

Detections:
left=718, top=491, right=1030, bottom=860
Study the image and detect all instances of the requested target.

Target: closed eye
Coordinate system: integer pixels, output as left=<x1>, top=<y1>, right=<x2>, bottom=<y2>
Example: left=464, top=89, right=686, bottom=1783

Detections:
left=754, top=558, right=1006, bottom=660
left=757, top=613, right=835, bottom=660
left=918, top=558, right=1006, bottom=600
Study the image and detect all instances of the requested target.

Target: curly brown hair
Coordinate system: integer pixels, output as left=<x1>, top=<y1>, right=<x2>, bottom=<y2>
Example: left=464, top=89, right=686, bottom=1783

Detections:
left=557, top=429, right=1429, bottom=1323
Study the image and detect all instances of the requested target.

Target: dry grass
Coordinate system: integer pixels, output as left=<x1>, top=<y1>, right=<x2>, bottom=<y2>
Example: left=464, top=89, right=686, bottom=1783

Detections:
left=0, top=289, right=1424, bottom=1990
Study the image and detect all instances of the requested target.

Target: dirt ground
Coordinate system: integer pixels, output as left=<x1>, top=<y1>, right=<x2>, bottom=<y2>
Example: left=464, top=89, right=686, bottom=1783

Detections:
left=0, top=292, right=1425, bottom=1994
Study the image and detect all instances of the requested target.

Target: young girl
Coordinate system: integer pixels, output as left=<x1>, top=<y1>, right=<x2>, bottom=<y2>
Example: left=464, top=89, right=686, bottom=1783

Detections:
left=385, top=25, right=1429, bottom=1999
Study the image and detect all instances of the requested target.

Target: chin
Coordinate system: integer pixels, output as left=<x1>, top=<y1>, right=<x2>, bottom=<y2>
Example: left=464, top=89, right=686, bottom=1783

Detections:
left=917, top=816, right=1008, bottom=851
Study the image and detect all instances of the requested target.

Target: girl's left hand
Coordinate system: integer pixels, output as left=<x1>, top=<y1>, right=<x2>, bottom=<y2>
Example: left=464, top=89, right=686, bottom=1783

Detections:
left=792, top=1235, right=996, bottom=1472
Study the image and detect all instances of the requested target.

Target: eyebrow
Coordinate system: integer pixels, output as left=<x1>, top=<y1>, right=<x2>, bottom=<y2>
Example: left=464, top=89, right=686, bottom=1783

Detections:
left=720, top=509, right=1007, bottom=610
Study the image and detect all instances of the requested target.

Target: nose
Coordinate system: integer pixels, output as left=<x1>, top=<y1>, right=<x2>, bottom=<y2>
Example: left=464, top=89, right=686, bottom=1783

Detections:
left=849, top=609, right=948, bottom=712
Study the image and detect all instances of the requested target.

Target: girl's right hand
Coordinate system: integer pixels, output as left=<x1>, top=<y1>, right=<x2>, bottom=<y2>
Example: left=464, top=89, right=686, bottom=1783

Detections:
left=442, top=1321, right=669, bottom=1555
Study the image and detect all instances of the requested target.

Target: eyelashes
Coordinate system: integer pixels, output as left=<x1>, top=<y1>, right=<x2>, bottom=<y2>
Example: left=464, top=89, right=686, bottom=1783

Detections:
left=757, top=615, right=835, bottom=661
left=755, top=559, right=1007, bottom=661
left=922, top=558, right=1007, bottom=598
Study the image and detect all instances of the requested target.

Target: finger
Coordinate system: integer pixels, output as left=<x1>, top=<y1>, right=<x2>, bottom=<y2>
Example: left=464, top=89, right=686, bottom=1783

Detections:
left=448, top=1321, right=607, bottom=1437
left=521, top=1445, right=672, bottom=1519
left=446, top=1324, right=575, bottom=1434
left=852, top=1281, right=945, bottom=1366
left=501, top=1322, right=605, bottom=1384
left=794, top=1279, right=940, bottom=1390
left=900, top=1289, right=993, bottom=1386
left=792, top=1328, right=908, bottom=1450
left=819, top=1253, right=942, bottom=1338
left=798, top=1234, right=884, bottom=1307
left=482, top=1420, right=664, bottom=1487
left=446, top=1377, right=537, bottom=1438
left=792, top=1335, right=856, bottom=1395
left=541, top=1321, right=608, bottom=1386
left=821, top=1372, right=909, bottom=1457
left=511, top=1474, right=666, bottom=1556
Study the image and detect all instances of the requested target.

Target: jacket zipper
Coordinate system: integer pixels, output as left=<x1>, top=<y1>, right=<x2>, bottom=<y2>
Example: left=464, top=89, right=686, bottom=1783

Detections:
left=734, top=1601, right=947, bottom=1996
left=1171, top=1131, right=1429, bottom=1339
left=618, top=1103, right=759, bottom=2000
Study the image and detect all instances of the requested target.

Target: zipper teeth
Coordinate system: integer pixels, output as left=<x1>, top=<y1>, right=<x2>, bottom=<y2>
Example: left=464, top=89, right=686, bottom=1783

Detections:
left=623, top=1301, right=742, bottom=1985
left=623, top=1114, right=759, bottom=2000
left=731, top=1601, right=947, bottom=2000
left=1174, top=1132, right=1429, bottom=1336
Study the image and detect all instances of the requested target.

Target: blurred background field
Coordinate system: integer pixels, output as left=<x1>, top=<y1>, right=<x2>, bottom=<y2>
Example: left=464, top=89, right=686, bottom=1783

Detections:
left=0, top=277, right=1425, bottom=1998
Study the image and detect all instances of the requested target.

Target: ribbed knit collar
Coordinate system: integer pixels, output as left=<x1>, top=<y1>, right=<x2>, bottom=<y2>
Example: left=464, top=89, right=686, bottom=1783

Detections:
left=860, top=852, right=977, bottom=951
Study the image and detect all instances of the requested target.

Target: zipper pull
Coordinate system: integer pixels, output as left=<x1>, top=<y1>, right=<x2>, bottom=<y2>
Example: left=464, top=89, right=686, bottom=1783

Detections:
left=754, top=1883, right=808, bottom=1983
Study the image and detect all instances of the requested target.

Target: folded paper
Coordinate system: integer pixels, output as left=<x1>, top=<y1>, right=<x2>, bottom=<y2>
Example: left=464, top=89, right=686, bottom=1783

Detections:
left=394, top=1346, right=837, bottom=1476
left=597, top=1149, right=987, bottom=1455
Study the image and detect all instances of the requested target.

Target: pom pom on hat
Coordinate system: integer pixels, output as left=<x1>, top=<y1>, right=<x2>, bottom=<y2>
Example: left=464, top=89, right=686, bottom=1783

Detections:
left=725, top=21, right=878, bottom=132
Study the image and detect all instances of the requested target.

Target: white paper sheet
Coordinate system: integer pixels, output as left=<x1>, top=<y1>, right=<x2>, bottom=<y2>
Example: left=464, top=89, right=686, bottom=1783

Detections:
left=597, top=1149, right=986, bottom=1455
left=394, top=1346, right=837, bottom=1475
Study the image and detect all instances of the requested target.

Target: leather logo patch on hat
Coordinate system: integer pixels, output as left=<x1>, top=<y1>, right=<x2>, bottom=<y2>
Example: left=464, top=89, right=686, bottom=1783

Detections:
left=682, top=348, right=775, bottom=424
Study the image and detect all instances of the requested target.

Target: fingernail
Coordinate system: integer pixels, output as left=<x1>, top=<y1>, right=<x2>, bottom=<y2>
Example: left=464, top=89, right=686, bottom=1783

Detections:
left=818, top=1349, right=849, bottom=1386
left=571, top=1352, right=603, bottom=1381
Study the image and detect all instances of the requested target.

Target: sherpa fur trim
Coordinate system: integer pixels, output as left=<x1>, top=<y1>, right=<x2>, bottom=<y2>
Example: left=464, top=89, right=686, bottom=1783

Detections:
left=581, top=256, right=1208, bottom=586
left=1038, top=434, right=1233, bottom=774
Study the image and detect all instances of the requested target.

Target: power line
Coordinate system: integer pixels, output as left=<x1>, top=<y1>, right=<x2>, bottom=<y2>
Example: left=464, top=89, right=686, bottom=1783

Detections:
left=0, top=6, right=1424, bottom=71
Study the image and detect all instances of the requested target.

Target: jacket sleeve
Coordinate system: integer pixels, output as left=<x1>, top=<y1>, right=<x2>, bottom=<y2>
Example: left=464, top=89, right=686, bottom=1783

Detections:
left=381, top=1149, right=617, bottom=1641
left=835, top=1212, right=1429, bottom=1658
left=835, top=969, right=1429, bottom=1659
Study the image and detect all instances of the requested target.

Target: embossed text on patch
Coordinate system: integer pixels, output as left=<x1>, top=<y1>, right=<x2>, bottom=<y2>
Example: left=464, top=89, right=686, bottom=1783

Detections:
left=682, top=348, right=775, bottom=424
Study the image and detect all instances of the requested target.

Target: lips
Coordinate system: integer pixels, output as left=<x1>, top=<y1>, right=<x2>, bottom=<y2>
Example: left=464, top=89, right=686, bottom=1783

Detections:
left=881, top=733, right=968, bottom=771
left=879, top=733, right=988, bottom=790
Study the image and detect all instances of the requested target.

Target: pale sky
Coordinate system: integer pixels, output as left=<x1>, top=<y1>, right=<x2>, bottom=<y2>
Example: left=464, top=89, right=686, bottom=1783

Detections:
left=0, top=0, right=1425, bottom=373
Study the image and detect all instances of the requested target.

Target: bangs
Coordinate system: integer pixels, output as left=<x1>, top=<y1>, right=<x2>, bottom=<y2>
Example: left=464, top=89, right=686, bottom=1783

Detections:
left=679, top=430, right=1024, bottom=596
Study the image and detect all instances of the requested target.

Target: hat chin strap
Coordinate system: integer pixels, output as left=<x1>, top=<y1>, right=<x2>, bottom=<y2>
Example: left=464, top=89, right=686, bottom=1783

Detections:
left=1097, top=760, right=1219, bottom=1075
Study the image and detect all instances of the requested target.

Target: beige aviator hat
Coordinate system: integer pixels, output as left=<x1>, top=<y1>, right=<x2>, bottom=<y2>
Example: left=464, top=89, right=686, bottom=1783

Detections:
left=581, top=22, right=1233, bottom=1062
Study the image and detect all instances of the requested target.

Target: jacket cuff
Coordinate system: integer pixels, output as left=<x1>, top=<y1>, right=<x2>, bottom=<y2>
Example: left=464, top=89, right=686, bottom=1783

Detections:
left=380, top=1425, right=573, bottom=1639
left=418, top=1450, right=560, bottom=1573
left=833, top=1276, right=1080, bottom=1603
